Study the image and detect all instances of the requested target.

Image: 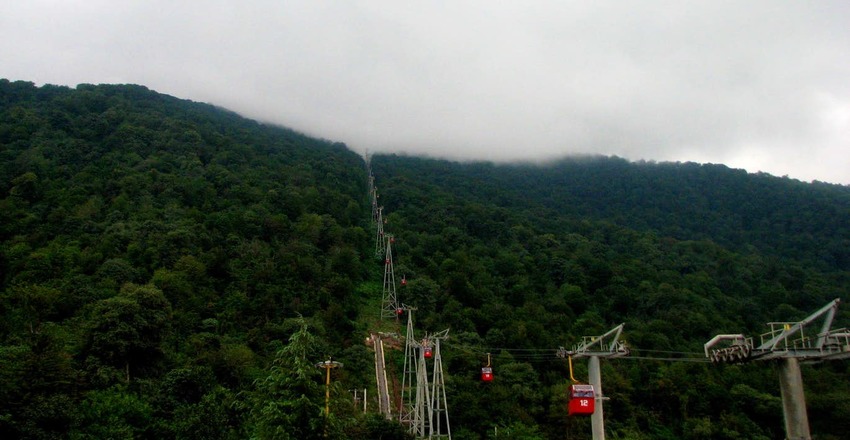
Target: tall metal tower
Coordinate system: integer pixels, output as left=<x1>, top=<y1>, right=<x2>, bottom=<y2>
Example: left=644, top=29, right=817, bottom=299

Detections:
left=369, top=174, right=378, bottom=223
left=429, top=330, right=452, bottom=440
left=381, top=234, right=400, bottom=319
left=705, top=299, right=849, bottom=440
left=375, top=206, right=386, bottom=257
left=412, top=339, right=432, bottom=438
left=399, top=305, right=419, bottom=427
left=559, top=324, right=629, bottom=440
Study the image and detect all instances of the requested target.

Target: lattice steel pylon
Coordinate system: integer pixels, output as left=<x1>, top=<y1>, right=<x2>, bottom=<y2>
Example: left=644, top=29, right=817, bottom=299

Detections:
left=429, top=330, right=451, bottom=439
left=412, top=340, right=432, bottom=438
left=705, top=298, right=849, bottom=440
left=558, top=323, right=629, bottom=440
left=369, top=175, right=378, bottom=223
left=375, top=206, right=386, bottom=257
left=380, top=234, right=400, bottom=319
left=399, top=305, right=419, bottom=427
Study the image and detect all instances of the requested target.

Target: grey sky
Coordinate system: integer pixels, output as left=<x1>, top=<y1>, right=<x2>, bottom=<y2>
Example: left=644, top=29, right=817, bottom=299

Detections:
left=3, top=1, right=849, bottom=184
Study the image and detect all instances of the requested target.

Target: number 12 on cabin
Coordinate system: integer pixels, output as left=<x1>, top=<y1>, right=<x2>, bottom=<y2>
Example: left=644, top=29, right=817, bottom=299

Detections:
left=568, top=384, right=596, bottom=416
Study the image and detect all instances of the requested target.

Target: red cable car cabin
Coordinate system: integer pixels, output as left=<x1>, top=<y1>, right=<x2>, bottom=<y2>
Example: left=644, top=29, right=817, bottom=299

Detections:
left=423, top=347, right=433, bottom=359
left=481, top=367, right=493, bottom=382
left=568, top=384, right=595, bottom=416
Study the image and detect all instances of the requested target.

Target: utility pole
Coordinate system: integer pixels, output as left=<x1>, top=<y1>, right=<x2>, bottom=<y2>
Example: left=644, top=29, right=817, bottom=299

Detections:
left=350, top=388, right=367, bottom=413
left=705, top=299, right=850, bottom=440
left=559, top=324, right=629, bottom=440
left=315, top=358, right=343, bottom=438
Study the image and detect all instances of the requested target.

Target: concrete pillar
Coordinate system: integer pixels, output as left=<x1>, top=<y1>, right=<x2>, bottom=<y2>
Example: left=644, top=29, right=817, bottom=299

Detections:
left=588, top=356, right=605, bottom=440
left=778, top=358, right=811, bottom=440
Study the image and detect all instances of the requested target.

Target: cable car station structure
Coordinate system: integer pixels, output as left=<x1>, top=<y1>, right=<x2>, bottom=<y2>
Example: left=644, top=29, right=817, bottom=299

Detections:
left=705, top=298, right=850, bottom=440
left=559, top=323, right=629, bottom=440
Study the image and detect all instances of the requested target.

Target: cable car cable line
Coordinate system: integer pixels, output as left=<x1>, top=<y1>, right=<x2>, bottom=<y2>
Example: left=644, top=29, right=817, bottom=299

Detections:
left=444, top=341, right=708, bottom=364
left=616, top=356, right=710, bottom=363
left=367, top=162, right=824, bottom=439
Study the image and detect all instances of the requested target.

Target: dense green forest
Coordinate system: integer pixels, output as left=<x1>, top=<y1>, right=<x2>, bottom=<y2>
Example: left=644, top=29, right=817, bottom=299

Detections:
left=370, top=155, right=850, bottom=439
left=2, top=79, right=849, bottom=439
left=0, top=79, right=400, bottom=439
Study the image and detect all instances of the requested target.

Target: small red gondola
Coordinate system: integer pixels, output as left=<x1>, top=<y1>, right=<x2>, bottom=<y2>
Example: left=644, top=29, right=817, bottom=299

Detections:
left=481, top=367, right=493, bottom=382
left=401, top=276, right=407, bottom=286
left=423, top=346, right=433, bottom=359
left=395, top=308, right=404, bottom=316
left=481, top=353, right=493, bottom=382
left=568, top=384, right=595, bottom=416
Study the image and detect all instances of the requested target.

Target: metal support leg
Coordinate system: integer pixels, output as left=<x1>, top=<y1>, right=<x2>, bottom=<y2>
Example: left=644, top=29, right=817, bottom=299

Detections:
left=589, top=356, right=605, bottom=440
left=778, top=358, right=811, bottom=440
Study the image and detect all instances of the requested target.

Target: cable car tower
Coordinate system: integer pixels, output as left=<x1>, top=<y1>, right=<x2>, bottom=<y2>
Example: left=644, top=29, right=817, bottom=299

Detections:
left=412, top=336, right=432, bottom=438
left=398, top=304, right=419, bottom=427
left=705, top=298, right=849, bottom=440
left=406, top=329, right=451, bottom=439
left=380, top=234, right=400, bottom=319
left=369, top=175, right=378, bottom=223
left=375, top=206, right=386, bottom=257
left=559, top=323, right=629, bottom=440
left=429, top=330, right=451, bottom=439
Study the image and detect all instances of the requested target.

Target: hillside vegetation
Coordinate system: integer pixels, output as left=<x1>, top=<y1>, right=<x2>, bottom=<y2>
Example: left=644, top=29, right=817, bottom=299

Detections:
left=2, top=79, right=849, bottom=439
left=0, top=79, right=402, bottom=439
left=370, top=154, right=850, bottom=439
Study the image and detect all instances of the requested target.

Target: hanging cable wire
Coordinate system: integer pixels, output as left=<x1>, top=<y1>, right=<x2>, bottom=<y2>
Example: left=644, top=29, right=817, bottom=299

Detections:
left=616, top=356, right=710, bottom=363
left=444, top=340, right=710, bottom=364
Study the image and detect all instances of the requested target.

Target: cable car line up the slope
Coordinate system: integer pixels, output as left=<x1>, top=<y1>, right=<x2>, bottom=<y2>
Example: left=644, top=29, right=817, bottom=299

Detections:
left=369, top=163, right=700, bottom=438
left=368, top=162, right=452, bottom=438
left=368, top=161, right=706, bottom=357
left=442, top=340, right=707, bottom=363
left=368, top=159, right=849, bottom=440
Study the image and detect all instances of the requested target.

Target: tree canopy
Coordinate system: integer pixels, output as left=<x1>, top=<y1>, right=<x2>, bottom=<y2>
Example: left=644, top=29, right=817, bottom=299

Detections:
left=2, top=79, right=849, bottom=439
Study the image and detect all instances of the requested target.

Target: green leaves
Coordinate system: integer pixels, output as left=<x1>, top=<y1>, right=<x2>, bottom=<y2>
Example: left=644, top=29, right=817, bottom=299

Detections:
left=250, top=318, right=326, bottom=440
left=81, top=284, right=171, bottom=383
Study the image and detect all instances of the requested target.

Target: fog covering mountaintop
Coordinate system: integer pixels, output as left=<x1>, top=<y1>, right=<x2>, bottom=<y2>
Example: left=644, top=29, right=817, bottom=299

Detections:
left=1, top=79, right=849, bottom=439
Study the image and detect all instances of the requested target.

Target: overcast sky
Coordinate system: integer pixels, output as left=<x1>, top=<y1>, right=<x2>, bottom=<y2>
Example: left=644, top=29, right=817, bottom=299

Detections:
left=3, top=1, right=849, bottom=184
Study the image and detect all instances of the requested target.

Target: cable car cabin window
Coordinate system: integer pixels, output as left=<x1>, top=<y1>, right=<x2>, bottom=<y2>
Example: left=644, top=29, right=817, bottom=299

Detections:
left=568, top=384, right=595, bottom=416
left=481, top=367, right=493, bottom=382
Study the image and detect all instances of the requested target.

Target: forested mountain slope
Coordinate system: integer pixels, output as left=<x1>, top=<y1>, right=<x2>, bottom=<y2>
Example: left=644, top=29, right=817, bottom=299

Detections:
left=370, top=154, right=850, bottom=439
left=2, top=78, right=849, bottom=439
left=374, top=155, right=850, bottom=271
left=0, top=80, right=406, bottom=439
